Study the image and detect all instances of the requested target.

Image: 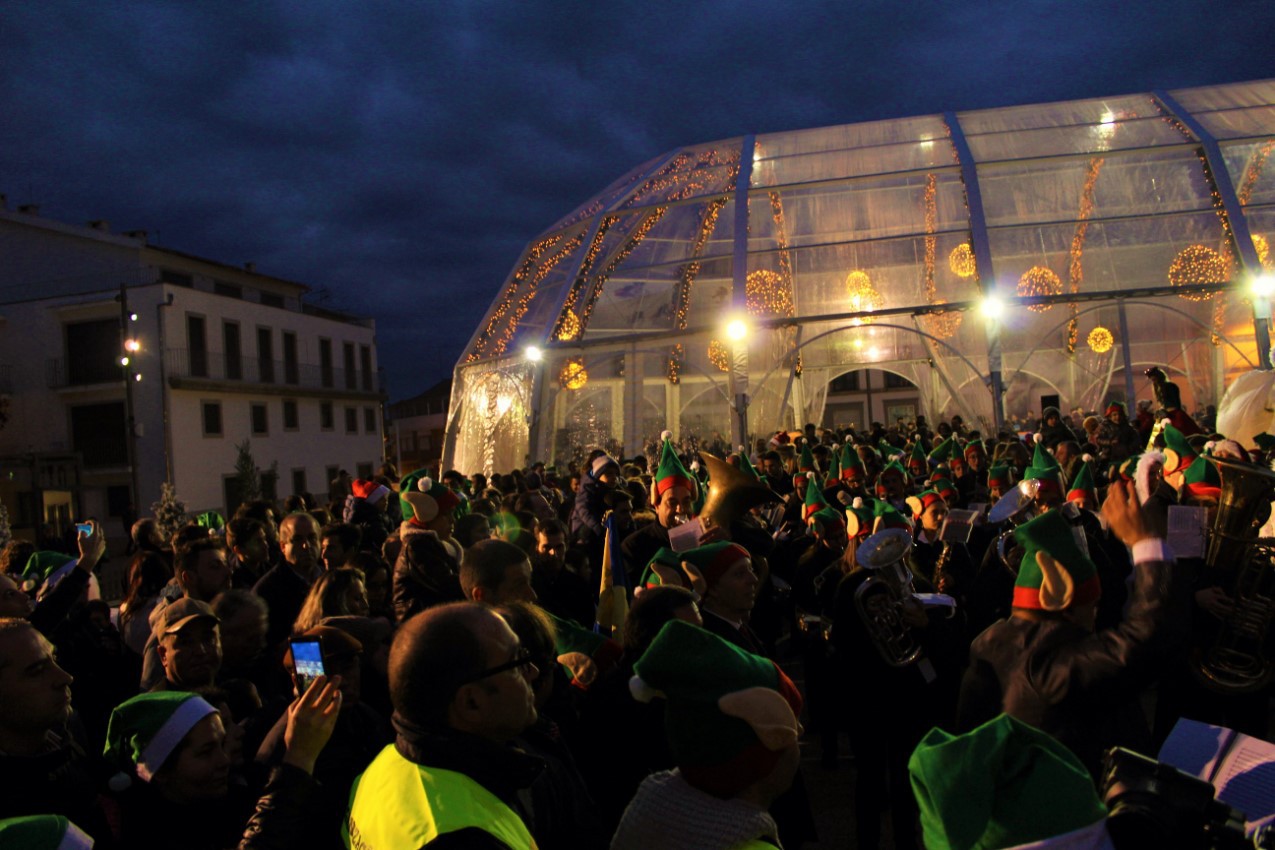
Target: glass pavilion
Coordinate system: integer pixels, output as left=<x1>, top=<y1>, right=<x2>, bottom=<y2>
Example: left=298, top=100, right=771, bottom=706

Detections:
left=444, top=79, right=1275, bottom=474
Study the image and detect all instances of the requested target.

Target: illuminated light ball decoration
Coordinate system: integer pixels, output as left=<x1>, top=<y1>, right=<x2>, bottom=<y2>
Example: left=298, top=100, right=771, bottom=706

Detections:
left=556, top=311, right=581, bottom=341
left=1017, top=266, right=1063, bottom=312
left=845, top=270, right=884, bottom=323
left=1087, top=326, right=1114, bottom=354
left=708, top=339, right=730, bottom=372
left=1168, top=244, right=1229, bottom=301
left=559, top=358, right=588, bottom=390
left=948, top=243, right=977, bottom=278
left=745, top=269, right=792, bottom=317
left=1254, top=233, right=1271, bottom=270
left=920, top=300, right=962, bottom=340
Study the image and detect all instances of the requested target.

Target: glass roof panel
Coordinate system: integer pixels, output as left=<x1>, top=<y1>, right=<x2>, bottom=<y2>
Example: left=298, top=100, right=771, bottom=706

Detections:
left=965, top=115, right=1191, bottom=161
left=1221, top=138, right=1275, bottom=210
left=542, top=152, right=668, bottom=234
left=580, top=255, right=733, bottom=341
left=751, top=138, right=959, bottom=187
left=1194, top=106, right=1275, bottom=140
left=754, top=115, right=951, bottom=157
left=748, top=170, right=967, bottom=251
left=1168, top=79, right=1275, bottom=113
left=978, top=147, right=1215, bottom=228
left=616, top=142, right=742, bottom=210
left=957, top=94, right=1159, bottom=134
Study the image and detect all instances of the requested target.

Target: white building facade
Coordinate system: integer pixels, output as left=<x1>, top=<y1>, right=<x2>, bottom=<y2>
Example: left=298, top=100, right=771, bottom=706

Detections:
left=0, top=206, right=384, bottom=546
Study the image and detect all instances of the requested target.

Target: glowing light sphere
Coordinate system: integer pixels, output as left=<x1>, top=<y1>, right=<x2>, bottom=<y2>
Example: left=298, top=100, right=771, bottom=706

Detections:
left=921, top=300, right=963, bottom=339
left=708, top=339, right=730, bottom=372
left=844, top=270, right=884, bottom=322
left=745, top=269, right=792, bottom=316
left=948, top=243, right=977, bottom=278
left=559, top=359, right=588, bottom=390
left=1087, top=326, right=1114, bottom=354
left=1168, top=244, right=1228, bottom=301
left=1017, top=266, right=1063, bottom=312
left=556, top=311, right=581, bottom=341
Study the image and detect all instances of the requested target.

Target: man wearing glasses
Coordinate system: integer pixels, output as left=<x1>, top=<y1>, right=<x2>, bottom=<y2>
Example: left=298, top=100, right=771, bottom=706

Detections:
left=344, top=602, right=542, bottom=849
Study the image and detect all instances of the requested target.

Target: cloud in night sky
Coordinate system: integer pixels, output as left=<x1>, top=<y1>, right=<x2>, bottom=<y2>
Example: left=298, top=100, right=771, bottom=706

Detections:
left=2, top=0, right=1272, bottom=398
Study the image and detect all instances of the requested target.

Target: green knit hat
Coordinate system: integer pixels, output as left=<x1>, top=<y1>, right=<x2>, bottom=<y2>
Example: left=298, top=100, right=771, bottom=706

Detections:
left=825, top=449, right=841, bottom=481
left=1011, top=509, right=1100, bottom=611
left=879, top=439, right=906, bottom=461
left=680, top=541, right=752, bottom=593
left=803, top=477, right=830, bottom=523
left=654, top=438, right=696, bottom=504
left=1066, top=461, right=1098, bottom=505
left=639, top=547, right=688, bottom=591
left=879, top=459, right=907, bottom=482
left=931, top=478, right=958, bottom=504
left=104, top=692, right=218, bottom=782
left=21, top=551, right=74, bottom=586
left=909, top=714, right=1107, bottom=850
left=1182, top=454, right=1221, bottom=501
left=908, top=442, right=928, bottom=475
left=631, top=620, right=803, bottom=798
left=399, top=468, right=460, bottom=523
left=872, top=498, right=914, bottom=533
left=840, top=443, right=865, bottom=479
left=809, top=506, right=846, bottom=536
left=796, top=443, right=817, bottom=474
left=987, top=463, right=1013, bottom=490
left=1159, top=422, right=1196, bottom=475
left=928, top=436, right=955, bottom=465
left=1023, top=442, right=1062, bottom=495
left=0, top=816, right=94, bottom=850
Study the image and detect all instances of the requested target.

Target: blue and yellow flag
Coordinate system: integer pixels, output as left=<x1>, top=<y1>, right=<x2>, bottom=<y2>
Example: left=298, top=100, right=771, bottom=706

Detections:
left=595, top=510, right=629, bottom=638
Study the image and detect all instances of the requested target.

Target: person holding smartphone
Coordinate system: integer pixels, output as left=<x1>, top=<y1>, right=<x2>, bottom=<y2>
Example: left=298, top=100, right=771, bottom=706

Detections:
left=0, top=520, right=105, bottom=638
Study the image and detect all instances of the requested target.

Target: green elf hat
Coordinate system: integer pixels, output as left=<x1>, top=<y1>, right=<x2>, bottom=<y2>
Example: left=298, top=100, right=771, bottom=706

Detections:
left=399, top=469, right=460, bottom=523
left=844, top=497, right=875, bottom=539
left=809, top=506, right=846, bottom=537
left=653, top=436, right=696, bottom=506
left=1066, top=460, right=1098, bottom=506
left=548, top=612, right=622, bottom=690
left=1159, top=421, right=1196, bottom=475
left=872, top=499, right=914, bottom=533
left=907, top=442, right=928, bottom=476
left=0, top=816, right=94, bottom=850
left=928, top=464, right=951, bottom=485
left=840, top=443, right=865, bottom=481
left=879, top=439, right=906, bottom=461
left=104, top=692, right=219, bottom=783
left=908, top=713, right=1107, bottom=850
left=1182, top=454, right=1221, bottom=501
left=928, top=436, right=955, bottom=465
left=987, top=463, right=1014, bottom=491
left=680, top=541, right=752, bottom=595
left=803, top=477, right=831, bottom=523
left=728, top=448, right=763, bottom=483
left=195, top=510, right=225, bottom=533
left=21, top=551, right=75, bottom=587
left=825, top=448, right=841, bottom=481
left=1011, top=509, right=1101, bottom=611
left=931, top=478, right=959, bottom=504
left=796, top=443, right=817, bottom=474
left=639, top=547, right=693, bottom=592
left=1254, top=432, right=1275, bottom=453
left=1116, top=453, right=1141, bottom=482
left=630, top=620, right=803, bottom=799
left=1023, top=442, right=1063, bottom=496
left=906, top=489, right=945, bottom=523
left=963, top=439, right=987, bottom=460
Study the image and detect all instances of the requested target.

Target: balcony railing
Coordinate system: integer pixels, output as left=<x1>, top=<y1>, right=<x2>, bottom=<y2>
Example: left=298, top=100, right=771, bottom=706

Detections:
left=165, top=348, right=382, bottom=395
left=47, top=358, right=124, bottom=390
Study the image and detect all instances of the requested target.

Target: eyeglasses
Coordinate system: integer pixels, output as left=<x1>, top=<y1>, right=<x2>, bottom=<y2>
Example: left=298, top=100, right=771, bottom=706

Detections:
left=461, top=649, right=538, bottom=684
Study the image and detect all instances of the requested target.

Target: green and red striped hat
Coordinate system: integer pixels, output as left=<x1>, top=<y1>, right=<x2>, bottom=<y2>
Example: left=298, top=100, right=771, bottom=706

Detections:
left=654, top=437, right=696, bottom=504
left=906, top=489, right=946, bottom=522
left=803, top=477, right=831, bottom=523
left=1182, top=455, right=1221, bottom=501
left=1011, top=509, right=1100, bottom=611
left=987, top=463, right=1014, bottom=491
left=1065, top=461, right=1098, bottom=506
left=841, top=443, right=865, bottom=481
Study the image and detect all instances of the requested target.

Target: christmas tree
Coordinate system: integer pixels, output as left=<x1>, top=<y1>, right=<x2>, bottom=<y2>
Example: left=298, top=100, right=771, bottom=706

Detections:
left=151, top=481, right=189, bottom=545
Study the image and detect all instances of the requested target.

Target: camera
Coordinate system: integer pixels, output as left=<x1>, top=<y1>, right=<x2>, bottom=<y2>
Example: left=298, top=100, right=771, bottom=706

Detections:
left=1102, top=747, right=1271, bottom=849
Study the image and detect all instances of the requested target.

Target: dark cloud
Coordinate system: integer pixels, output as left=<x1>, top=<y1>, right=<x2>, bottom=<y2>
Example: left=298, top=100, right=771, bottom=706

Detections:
left=2, top=0, right=1273, bottom=398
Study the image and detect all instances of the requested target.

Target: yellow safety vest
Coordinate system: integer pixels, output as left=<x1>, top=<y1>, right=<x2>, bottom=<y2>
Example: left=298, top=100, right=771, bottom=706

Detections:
left=343, top=744, right=538, bottom=850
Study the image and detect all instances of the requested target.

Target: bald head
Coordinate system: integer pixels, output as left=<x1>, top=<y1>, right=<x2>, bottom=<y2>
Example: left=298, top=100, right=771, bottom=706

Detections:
left=389, top=602, right=497, bottom=727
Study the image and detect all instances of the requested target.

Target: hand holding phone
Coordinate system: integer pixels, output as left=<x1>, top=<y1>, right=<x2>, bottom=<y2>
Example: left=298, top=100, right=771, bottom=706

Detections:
left=290, top=638, right=326, bottom=695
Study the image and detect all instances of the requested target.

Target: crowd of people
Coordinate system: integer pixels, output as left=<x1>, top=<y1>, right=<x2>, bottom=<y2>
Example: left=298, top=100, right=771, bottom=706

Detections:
left=0, top=365, right=1271, bottom=849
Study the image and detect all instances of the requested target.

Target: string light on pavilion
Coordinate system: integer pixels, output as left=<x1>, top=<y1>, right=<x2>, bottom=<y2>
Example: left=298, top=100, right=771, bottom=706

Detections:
left=920, top=300, right=962, bottom=339
left=1087, top=326, right=1114, bottom=354
left=845, top=270, right=883, bottom=325
left=556, top=311, right=581, bottom=341
left=746, top=269, right=792, bottom=316
left=559, top=358, right=588, bottom=390
left=1168, top=244, right=1229, bottom=301
left=1254, top=233, right=1271, bottom=270
left=708, top=339, right=730, bottom=372
left=948, top=243, right=977, bottom=278
left=1017, top=266, right=1062, bottom=312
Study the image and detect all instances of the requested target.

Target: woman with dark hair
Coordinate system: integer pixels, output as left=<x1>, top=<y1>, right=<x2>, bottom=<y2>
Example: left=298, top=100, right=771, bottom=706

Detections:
left=119, top=550, right=174, bottom=656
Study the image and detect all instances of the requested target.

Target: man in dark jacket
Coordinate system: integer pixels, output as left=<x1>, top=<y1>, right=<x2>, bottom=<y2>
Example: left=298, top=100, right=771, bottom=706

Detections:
left=956, top=478, right=1188, bottom=778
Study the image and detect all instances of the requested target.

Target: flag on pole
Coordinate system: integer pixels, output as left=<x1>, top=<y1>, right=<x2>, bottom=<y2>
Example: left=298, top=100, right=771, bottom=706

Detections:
left=595, top=510, right=629, bottom=638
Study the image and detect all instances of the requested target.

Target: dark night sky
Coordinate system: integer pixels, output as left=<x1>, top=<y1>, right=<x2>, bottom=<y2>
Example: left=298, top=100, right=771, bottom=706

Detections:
left=3, top=1, right=1273, bottom=400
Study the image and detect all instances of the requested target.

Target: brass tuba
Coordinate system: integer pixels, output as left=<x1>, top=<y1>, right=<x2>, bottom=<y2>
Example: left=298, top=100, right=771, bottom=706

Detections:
left=853, top=529, right=924, bottom=667
left=1192, top=456, right=1275, bottom=694
left=696, top=451, right=781, bottom=531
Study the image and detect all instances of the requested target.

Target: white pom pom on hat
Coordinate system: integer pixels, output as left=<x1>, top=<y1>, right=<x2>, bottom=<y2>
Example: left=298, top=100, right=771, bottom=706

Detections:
left=660, top=429, right=673, bottom=442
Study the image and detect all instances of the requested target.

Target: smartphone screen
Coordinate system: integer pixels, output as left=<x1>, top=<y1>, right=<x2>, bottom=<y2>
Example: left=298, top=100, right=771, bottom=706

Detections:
left=76, top=522, right=93, bottom=536
left=290, top=638, right=325, bottom=694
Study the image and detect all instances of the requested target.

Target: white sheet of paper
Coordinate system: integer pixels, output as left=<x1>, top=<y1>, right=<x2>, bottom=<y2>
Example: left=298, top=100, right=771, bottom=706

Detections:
left=1166, top=506, right=1207, bottom=560
left=668, top=517, right=704, bottom=553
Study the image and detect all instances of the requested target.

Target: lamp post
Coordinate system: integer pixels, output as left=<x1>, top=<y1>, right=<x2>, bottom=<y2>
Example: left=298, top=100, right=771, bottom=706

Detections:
left=116, top=283, right=141, bottom=514
left=157, top=293, right=175, bottom=484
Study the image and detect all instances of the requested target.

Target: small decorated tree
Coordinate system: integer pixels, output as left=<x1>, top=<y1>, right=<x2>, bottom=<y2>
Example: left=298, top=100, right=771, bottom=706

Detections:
left=234, top=440, right=262, bottom=504
left=151, top=481, right=189, bottom=544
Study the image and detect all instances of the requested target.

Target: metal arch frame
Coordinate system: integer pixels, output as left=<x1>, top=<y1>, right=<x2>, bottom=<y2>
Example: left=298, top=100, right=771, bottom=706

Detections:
left=727, top=134, right=757, bottom=448
left=1153, top=89, right=1272, bottom=370
left=944, top=111, right=1005, bottom=428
